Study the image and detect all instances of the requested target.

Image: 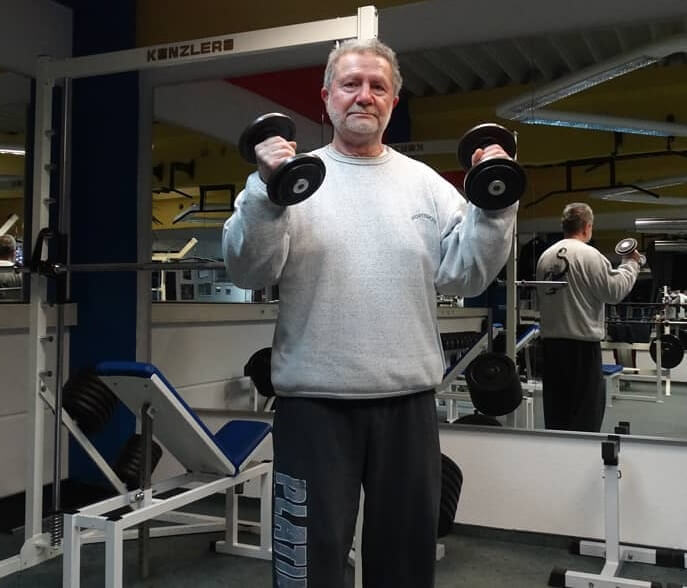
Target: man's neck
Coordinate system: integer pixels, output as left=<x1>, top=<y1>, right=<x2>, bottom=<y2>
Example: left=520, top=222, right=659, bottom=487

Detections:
left=331, top=135, right=385, bottom=157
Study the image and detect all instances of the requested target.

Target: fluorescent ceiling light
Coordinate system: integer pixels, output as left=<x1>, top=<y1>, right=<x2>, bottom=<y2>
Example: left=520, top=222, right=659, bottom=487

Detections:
left=654, top=240, right=687, bottom=252
left=635, top=218, right=687, bottom=233
left=497, top=34, right=687, bottom=136
left=589, top=174, right=687, bottom=204
left=511, top=56, right=658, bottom=112
left=0, top=146, right=25, bottom=156
left=515, top=111, right=687, bottom=137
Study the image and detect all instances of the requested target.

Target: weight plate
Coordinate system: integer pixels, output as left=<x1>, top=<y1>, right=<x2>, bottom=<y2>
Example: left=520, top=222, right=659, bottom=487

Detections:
left=268, top=154, right=326, bottom=206
left=455, top=413, right=502, bottom=426
left=238, top=113, right=296, bottom=164
left=615, top=237, right=638, bottom=256
left=466, top=352, right=522, bottom=416
left=649, top=334, right=684, bottom=369
left=464, top=160, right=526, bottom=210
left=457, top=123, right=517, bottom=170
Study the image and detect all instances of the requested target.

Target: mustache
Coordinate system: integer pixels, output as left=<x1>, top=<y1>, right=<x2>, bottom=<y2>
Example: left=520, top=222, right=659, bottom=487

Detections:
left=347, top=107, right=377, bottom=116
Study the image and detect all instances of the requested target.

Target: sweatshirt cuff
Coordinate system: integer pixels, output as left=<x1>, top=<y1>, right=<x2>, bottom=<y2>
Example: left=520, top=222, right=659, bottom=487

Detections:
left=244, top=171, right=286, bottom=215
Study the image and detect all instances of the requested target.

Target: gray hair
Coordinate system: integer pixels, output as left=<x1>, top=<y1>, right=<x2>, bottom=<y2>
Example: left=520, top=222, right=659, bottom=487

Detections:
left=561, top=202, right=594, bottom=237
left=323, top=38, right=403, bottom=96
left=0, top=235, right=16, bottom=260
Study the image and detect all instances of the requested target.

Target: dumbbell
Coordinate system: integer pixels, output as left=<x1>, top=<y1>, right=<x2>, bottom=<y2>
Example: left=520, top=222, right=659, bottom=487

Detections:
left=456, top=123, right=527, bottom=210
left=238, top=112, right=326, bottom=206
left=615, top=237, right=646, bottom=267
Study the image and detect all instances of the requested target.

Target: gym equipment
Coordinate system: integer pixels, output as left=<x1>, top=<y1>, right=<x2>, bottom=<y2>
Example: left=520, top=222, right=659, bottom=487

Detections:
left=456, top=123, right=526, bottom=210
left=550, top=436, right=684, bottom=588
left=238, top=112, right=326, bottom=206
left=113, top=433, right=163, bottom=490
left=243, top=347, right=275, bottom=398
left=649, top=333, right=684, bottom=369
left=438, top=454, right=463, bottom=538
left=62, top=361, right=273, bottom=588
left=465, top=352, right=523, bottom=416
left=62, top=368, right=118, bottom=434
left=455, top=413, right=502, bottom=426
left=615, top=237, right=647, bottom=266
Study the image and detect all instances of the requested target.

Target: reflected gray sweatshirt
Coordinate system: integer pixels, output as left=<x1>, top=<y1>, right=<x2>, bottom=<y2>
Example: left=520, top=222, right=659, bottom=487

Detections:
left=223, top=145, right=517, bottom=398
left=536, top=238, right=639, bottom=341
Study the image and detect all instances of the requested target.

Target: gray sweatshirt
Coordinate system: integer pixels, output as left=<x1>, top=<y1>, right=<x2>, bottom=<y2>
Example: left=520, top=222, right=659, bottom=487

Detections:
left=536, top=238, right=639, bottom=341
left=223, top=145, right=517, bottom=398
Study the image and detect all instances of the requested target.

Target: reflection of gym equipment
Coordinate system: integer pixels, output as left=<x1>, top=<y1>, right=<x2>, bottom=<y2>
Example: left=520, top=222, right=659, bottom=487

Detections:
left=63, top=362, right=273, bottom=588
left=604, top=288, right=686, bottom=406
left=549, top=435, right=687, bottom=588
left=436, top=323, right=534, bottom=428
left=151, top=237, right=198, bottom=301
left=614, top=237, right=647, bottom=267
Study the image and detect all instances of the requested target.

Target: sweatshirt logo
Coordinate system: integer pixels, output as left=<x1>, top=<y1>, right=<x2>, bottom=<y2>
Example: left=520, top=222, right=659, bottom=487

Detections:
left=412, top=212, right=436, bottom=224
left=543, top=247, right=569, bottom=295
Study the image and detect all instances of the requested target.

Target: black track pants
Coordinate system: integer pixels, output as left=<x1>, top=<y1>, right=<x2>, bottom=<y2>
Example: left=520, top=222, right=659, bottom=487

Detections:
left=271, top=390, right=441, bottom=588
left=542, top=338, right=605, bottom=432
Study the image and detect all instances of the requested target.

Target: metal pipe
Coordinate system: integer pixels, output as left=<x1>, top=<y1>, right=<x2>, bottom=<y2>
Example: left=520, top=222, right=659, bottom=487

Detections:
left=2, top=260, right=226, bottom=274
left=50, top=78, right=72, bottom=547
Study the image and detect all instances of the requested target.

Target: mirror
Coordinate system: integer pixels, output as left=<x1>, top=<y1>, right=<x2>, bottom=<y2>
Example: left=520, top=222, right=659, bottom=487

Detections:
left=146, top=15, right=687, bottom=440
left=0, top=71, right=31, bottom=302
left=398, top=18, right=687, bottom=439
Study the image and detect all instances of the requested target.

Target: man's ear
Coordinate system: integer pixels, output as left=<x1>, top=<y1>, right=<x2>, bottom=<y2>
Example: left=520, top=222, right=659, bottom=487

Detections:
left=321, top=87, right=329, bottom=104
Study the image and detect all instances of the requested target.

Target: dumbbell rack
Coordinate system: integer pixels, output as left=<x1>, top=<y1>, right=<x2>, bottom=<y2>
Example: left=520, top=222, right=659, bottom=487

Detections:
left=549, top=435, right=687, bottom=588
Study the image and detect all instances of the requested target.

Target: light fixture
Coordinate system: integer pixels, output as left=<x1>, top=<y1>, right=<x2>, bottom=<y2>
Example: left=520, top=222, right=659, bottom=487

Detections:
left=496, top=34, right=687, bottom=136
left=513, top=111, right=687, bottom=137
left=589, top=174, right=687, bottom=205
left=654, top=240, right=687, bottom=252
left=0, top=146, right=25, bottom=156
left=635, top=218, right=687, bottom=233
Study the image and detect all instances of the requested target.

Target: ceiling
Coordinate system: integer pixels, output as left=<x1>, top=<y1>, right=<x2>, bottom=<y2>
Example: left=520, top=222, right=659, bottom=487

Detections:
left=395, top=17, right=687, bottom=98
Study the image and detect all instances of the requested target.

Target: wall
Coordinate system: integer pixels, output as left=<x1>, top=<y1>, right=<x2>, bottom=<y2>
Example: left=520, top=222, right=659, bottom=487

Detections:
left=0, top=0, right=72, bottom=76
left=441, top=428, right=687, bottom=549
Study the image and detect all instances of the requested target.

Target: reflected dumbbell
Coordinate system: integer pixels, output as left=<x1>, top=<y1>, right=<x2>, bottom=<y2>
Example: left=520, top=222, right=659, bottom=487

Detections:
left=457, top=123, right=526, bottom=210
left=238, top=112, right=326, bottom=206
left=615, top=237, right=647, bottom=267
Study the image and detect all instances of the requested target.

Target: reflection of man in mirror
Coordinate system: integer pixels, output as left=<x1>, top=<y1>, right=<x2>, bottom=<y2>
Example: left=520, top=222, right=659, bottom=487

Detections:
left=0, top=235, right=22, bottom=301
left=535, top=203, right=640, bottom=432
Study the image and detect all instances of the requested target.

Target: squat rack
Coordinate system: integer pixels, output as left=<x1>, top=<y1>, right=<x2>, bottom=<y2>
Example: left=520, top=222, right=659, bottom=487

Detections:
left=0, top=5, right=378, bottom=578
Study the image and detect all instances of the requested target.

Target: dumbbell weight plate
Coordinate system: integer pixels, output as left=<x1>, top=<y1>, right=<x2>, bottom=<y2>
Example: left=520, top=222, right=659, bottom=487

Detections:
left=615, top=237, right=638, bottom=256
left=457, top=123, right=518, bottom=171
left=464, top=159, right=526, bottom=210
left=238, top=113, right=296, bottom=164
left=268, top=154, right=326, bottom=206
left=649, top=334, right=684, bottom=369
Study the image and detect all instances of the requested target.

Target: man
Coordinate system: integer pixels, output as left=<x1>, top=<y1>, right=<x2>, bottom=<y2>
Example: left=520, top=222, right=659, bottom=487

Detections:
left=223, top=38, right=517, bottom=588
left=0, top=235, right=22, bottom=301
left=536, top=203, right=640, bottom=432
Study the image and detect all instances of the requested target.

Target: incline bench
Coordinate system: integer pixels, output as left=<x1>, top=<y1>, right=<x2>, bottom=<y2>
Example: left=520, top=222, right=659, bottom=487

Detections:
left=62, top=361, right=273, bottom=588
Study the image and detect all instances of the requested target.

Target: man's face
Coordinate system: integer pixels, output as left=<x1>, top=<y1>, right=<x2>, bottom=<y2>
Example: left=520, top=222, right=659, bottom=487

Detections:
left=321, top=51, right=399, bottom=148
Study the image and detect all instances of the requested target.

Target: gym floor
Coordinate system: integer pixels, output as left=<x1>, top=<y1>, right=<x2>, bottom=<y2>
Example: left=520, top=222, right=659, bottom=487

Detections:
left=1, top=495, right=687, bottom=587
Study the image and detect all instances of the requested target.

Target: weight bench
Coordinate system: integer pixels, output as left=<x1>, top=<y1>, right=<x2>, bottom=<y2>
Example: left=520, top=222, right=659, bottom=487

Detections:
left=62, top=361, right=273, bottom=588
left=602, top=363, right=624, bottom=407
